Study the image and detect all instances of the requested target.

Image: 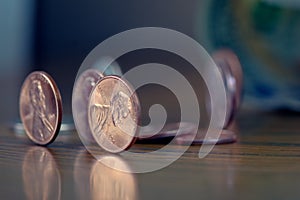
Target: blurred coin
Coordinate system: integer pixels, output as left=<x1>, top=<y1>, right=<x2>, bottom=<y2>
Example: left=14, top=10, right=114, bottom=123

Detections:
left=175, top=129, right=237, bottom=145
left=88, top=75, right=140, bottom=153
left=137, top=122, right=197, bottom=141
left=214, top=58, right=236, bottom=128
left=212, top=49, right=243, bottom=121
left=72, top=69, right=104, bottom=143
left=19, top=71, right=62, bottom=145
left=92, top=56, right=123, bottom=76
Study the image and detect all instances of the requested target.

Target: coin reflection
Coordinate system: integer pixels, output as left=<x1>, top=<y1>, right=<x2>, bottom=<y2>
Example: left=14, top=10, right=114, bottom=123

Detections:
left=22, top=147, right=61, bottom=200
left=73, top=150, right=94, bottom=200
left=90, top=155, right=138, bottom=200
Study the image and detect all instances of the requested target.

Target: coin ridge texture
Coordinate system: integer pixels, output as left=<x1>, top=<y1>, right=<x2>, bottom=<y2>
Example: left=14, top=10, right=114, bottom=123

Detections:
left=19, top=71, right=62, bottom=145
left=88, top=75, right=140, bottom=153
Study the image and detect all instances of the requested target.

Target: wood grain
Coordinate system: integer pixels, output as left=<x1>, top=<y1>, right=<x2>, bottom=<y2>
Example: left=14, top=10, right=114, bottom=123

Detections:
left=1, top=111, right=300, bottom=200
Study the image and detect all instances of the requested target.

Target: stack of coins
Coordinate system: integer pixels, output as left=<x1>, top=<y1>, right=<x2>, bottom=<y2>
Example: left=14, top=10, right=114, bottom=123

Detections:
left=72, top=69, right=104, bottom=143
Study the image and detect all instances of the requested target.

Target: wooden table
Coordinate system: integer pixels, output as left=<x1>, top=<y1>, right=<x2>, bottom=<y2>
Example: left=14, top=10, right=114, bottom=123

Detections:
left=1, top=110, right=300, bottom=200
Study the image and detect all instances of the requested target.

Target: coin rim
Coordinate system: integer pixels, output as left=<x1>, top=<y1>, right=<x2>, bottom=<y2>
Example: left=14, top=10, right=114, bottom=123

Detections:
left=88, top=75, right=140, bottom=153
left=72, top=68, right=104, bottom=142
left=19, top=71, right=63, bottom=145
left=212, top=49, right=243, bottom=111
left=212, top=49, right=243, bottom=128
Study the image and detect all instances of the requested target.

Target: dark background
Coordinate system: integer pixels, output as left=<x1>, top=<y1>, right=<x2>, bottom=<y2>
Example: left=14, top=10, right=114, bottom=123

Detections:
left=2, top=0, right=300, bottom=123
left=1, top=0, right=203, bottom=123
left=33, top=0, right=201, bottom=117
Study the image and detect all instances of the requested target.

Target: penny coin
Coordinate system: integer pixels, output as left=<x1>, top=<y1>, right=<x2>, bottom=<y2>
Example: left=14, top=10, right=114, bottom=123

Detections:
left=175, top=129, right=237, bottom=145
left=72, top=69, right=104, bottom=143
left=210, top=49, right=243, bottom=128
left=212, top=49, right=243, bottom=113
left=88, top=75, right=140, bottom=153
left=19, top=71, right=62, bottom=145
left=214, top=57, right=236, bottom=127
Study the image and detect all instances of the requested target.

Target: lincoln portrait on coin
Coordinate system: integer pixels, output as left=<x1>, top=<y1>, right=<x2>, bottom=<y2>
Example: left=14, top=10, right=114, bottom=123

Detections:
left=111, top=91, right=131, bottom=126
left=90, top=91, right=131, bottom=136
left=29, top=80, right=54, bottom=141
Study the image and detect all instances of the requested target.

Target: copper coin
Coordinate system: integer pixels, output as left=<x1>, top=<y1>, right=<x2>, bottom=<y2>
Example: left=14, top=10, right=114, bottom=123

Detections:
left=212, top=49, right=243, bottom=112
left=19, top=71, right=62, bottom=145
left=88, top=75, right=140, bottom=153
left=175, top=129, right=237, bottom=145
left=212, top=49, right=243, bottom=128
left=72, top=69, right=104, bottom=143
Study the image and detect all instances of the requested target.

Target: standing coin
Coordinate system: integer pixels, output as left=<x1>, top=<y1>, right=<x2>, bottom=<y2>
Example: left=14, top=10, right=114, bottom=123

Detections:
left=88, top=75, right=140, bottom=153
left=19, top=71, right=62, bottom=145
left=208, top=49, right=243, bottom=128
left=72, top=69, right=104, bottom=143
left=212, top=49, right=243, bottom=117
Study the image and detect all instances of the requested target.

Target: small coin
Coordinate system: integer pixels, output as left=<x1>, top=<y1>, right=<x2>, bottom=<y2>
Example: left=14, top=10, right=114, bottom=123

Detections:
left=137, top=122, right=197, bottom=141
left=88, top=75, right=140, bottom=153
left=175, top=129, right=237, bottom=145
left=72, top=69, right=104, bottom=143
left=214, top=57, right=236, bottom=127
left=212, top=49, right=243, bottom=113
left=211, top=49, right=243, bottom=128
left=19, top=71, right=62, bottom=145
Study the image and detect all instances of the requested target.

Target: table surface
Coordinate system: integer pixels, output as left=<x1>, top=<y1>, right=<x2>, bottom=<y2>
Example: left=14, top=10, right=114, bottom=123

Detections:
left=1, top=111, right=300, bottom=200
